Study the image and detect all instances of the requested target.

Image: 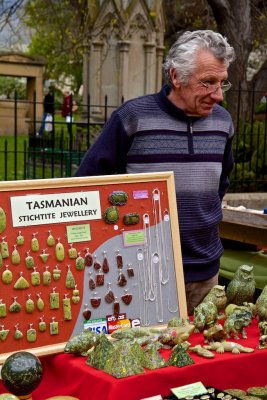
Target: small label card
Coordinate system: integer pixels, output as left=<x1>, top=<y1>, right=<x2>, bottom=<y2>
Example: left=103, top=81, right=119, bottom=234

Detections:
left=66, top=223, right=91, bottom=243
left=84, top=317, right=108, bottom=334
left=171, top=382, right=207, bottom=399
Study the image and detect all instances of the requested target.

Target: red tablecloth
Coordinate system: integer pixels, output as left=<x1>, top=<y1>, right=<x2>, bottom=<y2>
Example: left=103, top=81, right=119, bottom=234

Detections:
left=1, top=319, right=266, bottom=400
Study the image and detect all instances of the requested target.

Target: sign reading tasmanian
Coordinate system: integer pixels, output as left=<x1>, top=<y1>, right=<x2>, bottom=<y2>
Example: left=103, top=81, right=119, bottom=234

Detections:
left=10, top=191, right=101, bottom=226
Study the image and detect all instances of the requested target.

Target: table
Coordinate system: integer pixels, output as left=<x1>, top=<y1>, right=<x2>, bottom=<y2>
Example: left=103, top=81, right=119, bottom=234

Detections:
left=0, top=319, right=266, bottom=400
left=220, top=206, right=267, bottom=247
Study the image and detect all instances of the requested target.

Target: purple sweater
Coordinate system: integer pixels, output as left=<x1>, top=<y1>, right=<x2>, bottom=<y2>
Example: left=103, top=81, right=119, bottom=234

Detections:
left=75, top=86, right=234, bottom=283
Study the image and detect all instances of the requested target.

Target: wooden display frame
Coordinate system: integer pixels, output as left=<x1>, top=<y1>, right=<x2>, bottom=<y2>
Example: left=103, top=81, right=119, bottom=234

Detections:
left=0, top=172, right=187, bottom=364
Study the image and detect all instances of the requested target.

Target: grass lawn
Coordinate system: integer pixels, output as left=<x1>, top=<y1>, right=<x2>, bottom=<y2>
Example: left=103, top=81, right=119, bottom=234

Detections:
left=0, top=113, right=85, bottom=181
left=0, top=135, right=29, bottom=181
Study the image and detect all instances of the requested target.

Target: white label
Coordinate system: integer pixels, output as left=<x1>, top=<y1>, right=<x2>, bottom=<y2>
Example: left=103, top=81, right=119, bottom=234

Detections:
left=11, top=191, right=101, bottom=227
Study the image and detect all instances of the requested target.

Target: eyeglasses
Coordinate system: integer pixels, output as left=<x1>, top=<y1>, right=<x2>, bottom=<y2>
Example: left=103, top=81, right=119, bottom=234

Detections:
left=198, top=80, right=232, bottom=93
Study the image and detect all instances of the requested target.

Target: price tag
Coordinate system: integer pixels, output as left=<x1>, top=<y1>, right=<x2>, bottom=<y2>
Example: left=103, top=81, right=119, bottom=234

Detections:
left=171, top=382, right=207, bottom=399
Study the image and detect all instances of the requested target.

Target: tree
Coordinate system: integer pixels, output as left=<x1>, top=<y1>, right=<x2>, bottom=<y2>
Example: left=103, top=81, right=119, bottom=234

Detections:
left=22, top=0, right=91, bottom=93
left=1, top=0, right=266, bottom=112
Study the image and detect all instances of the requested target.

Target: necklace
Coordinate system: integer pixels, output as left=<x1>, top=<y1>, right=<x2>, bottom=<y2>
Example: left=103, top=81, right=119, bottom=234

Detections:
left=143, top=213, right=156, bottom=301
left=152, top=188, right=169, bottom=284
left=137, top=248, right=150, bottom=326
left=152, top=252, right=164, bottom=323
left=164, top=209, right=178, bottom=313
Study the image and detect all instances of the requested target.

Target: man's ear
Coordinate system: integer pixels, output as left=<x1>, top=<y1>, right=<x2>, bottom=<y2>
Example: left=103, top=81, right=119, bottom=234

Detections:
left=170, top=67, right=181, bottom=89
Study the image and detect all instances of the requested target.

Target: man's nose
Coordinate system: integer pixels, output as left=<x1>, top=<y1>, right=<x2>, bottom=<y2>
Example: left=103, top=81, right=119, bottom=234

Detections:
left=210, top=86, right=224, bottom=102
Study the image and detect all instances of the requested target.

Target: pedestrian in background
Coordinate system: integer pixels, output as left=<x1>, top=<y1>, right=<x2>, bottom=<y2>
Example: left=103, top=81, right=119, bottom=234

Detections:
left=37, top=87, right=54, bottom=136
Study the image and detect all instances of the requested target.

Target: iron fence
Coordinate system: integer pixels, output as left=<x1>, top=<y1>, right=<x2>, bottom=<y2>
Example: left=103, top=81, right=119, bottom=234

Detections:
left=0, top=90, right=266, bottom=192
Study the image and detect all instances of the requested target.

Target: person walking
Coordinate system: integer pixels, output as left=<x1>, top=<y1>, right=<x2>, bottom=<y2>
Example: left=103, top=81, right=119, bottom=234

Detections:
left=75, top=30, right=236, bottom=315
left=38, top=87, right=54, bottom=136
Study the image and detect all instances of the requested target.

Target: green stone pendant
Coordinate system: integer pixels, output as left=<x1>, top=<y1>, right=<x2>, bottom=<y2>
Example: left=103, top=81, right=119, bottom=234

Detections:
left=14, top=324, right=23, bottom=340
left=27, top=324, right=37, bottom=342
left=0, top=325, right=10, bottom=341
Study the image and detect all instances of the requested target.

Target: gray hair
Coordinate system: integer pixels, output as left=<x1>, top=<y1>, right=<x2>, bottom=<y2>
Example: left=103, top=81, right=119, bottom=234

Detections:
left=163, top=30, right=235, bottom=87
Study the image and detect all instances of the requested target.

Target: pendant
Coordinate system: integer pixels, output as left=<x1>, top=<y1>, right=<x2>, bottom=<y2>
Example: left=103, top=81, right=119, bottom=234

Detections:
left=31, top=268, right=41, bottom=286
left=0, top=325, right=10, bottom=341
left=25, top=294, right=35, bottom=313
left=39, top=249, right=49, bottom=264
left=90, top=292, right=101, bottom=308
left=0, top=299, right=7, bottom=318
left=50, top=317, right=59, bottom=335
left=96, top=268, right=104, bottom=286
left=16, top=231, right=25, bottom=246
left=76, top=252, right=85, bottom=270
left=53, top=265, right=61, bottom=281
left=36, top=293, right=45, bottom=311
left=123, top=212, right=140, bottom=225
left=25, top=251, right=35, bottom=269
left=9, top=297, right=21, bottom=313
left=14, top=324, right=23, bottom=340
left=121, top=289, right=133, bottom=305
left=27, top=324, right=37, bottom=342
left=0, top=207, right=7, bottom=234
left=39, top=316, right=47, bottom=332
left=116, top=250, right=123, bottom=269
left=11, top=245, right=20, bottom=265
left=127, top=264, right=135, bottom=277
left=14, top=271, right=30, bottom=289
left=113, top=297, right=120, bottom=319
left=68, top=243, right=78, bottom=259
left=1, top=237, right=9, bottom=259
left=50, top=287, right=60, bottom=309
left=103, top=206, right=120, bottom=224
left=66, top=265, right=76, bottom=289
left=117, top=270, right=127, bottom=287
left=93, top=255, right=101, bottom=270
left=63, top=294, right=72, bottom=320
left=47, top=230, right=56, bottom=247
left=2, top=265, right=13, bottom=284
left=43, top=266, right=52, bottom=286
left=31, top=232, right=40, bottom=252
left=84, top=248, right=93, bottom=267
left=102, top=251, right=109, bottom=273
left=72, top=284, right=80, bottom=304
left=108, top=190, right=128, bottom=206
left=88, top=271, right=96, bottom=290
left=105, top=283, right=115, bottom=304
left=55, top=238, right=65, bottom=262
left=82, top=304, right=91, bottom=320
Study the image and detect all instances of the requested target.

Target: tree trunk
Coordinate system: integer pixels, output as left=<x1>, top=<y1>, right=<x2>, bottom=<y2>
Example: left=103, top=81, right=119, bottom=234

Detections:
left=207, top=0, right=253, bottom=123
left=252, top=58, right=267, bottom=106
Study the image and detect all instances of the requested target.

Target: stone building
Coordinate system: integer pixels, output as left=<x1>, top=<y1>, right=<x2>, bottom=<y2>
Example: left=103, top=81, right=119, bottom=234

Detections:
left=0, top=53, right=45, bottom=135
left=83, top=0, right=165, bottom=118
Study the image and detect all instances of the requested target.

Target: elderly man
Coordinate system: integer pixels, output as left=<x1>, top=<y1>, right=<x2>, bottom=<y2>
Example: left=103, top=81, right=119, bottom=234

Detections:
left=75, top=30, right=236, bottom=315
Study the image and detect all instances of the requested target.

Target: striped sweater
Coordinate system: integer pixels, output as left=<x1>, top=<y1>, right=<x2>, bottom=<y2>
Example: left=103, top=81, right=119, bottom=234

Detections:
left=75, top=86, right=234, bottom=283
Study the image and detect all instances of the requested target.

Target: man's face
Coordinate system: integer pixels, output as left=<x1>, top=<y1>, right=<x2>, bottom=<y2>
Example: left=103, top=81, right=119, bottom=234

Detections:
left=170, top=49, right=229, bottom=117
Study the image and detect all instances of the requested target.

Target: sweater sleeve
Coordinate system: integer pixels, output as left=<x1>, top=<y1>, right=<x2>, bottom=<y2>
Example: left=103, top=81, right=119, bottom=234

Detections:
left=74, top=112, right=131, bottom=177
left=218, top=133, right=234, bottom=201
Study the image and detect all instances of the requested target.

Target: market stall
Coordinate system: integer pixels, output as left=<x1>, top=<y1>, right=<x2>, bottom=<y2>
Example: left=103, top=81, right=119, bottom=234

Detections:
left=0, top=318, right=265, bottom=400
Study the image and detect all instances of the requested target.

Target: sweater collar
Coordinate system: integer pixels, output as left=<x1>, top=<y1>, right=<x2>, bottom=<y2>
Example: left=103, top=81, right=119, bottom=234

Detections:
left=156, top=85, right=201, bottom=122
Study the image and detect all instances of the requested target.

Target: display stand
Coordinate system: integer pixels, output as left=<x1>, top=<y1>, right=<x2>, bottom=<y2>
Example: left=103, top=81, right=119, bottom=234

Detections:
left=0, top=172, right=187, bottom=363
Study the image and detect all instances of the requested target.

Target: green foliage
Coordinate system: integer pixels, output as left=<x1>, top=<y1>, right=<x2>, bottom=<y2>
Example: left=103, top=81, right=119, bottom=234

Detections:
left=230, top=120, right=267, bottom=192
left=0, top=77, right=26, bottom=99
left=23, top=0, right=89, bottom=93
left=255, top=100, right=267, bottom=114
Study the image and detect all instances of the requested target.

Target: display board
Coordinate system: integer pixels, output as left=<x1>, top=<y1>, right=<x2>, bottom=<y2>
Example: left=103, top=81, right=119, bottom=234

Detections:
left=0, top=172, right=187, bottom=363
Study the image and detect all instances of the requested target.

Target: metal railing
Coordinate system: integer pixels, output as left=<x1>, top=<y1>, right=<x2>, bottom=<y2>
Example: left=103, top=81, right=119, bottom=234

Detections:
left=0, top=90, right=266, bottom=192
